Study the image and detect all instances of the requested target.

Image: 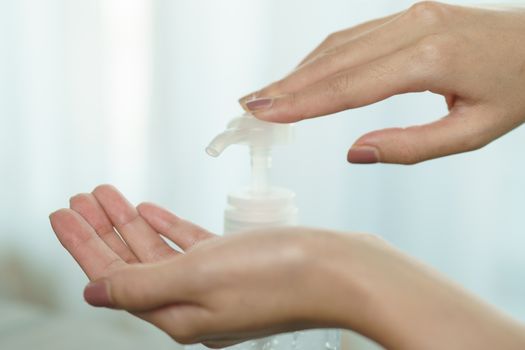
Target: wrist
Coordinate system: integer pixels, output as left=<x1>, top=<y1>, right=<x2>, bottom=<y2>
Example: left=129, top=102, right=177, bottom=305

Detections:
left=301, top=231, right=386, bottom=335
left=325, top=233, right=525, bottom=350
left=316, top=232, right=396, bottom=344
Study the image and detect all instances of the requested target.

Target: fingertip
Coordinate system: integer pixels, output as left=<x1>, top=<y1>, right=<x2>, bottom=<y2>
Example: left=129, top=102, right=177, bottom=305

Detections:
left=49, top=208, right=68, bottom=223
left=238, top=92, right=257, bottom=111
left=69, top=193, right=91, bottom=208
left=92, top=184, right=118, bottom=197
left=136, top=202, right=160, bottom=217
left=250, top=95, right=303, bottom=123
left=84, top=279, right=115, bottom=308
left=347, top=146, right=380, bottom=164
left=138, top=202, right=179, bottom=231
left=49, top=209, right=90, bottom=246
left=49, top=208, right=74, bottom=223
left=245, top=97, right=274, bottom=113
left=92, top=194, right=136, bottom=229
left=136, top=201, right=150, bottom=212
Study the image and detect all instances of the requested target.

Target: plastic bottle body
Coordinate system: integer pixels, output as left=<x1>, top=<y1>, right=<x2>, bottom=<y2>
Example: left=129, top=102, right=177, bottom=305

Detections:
left=195, top=112, right=340, bottom=350
left=186, top=186, right=340, bottom=350
left=218, top=188, right=340, bottom=350
left=224, top=187, right=298, bottom=233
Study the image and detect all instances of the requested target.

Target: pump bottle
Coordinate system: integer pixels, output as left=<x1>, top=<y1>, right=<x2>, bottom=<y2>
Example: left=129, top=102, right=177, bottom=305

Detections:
left=187, top=112, right=340, bottom=350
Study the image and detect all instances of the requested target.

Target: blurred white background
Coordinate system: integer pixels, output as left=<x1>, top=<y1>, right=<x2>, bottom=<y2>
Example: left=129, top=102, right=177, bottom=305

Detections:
left=0, top=0, right=524, bottom=349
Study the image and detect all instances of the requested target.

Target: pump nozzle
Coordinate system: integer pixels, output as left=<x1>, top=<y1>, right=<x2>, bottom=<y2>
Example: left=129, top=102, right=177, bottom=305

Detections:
left=206, top=112, right=293, bottom=195
left=206, top=129, right=250, bottom=157
left=205, top=112, right=293, bottom=157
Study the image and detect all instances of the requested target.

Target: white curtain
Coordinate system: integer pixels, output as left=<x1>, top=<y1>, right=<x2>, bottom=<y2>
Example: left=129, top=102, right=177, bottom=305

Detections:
left=1, top=0, right=524, bottom=348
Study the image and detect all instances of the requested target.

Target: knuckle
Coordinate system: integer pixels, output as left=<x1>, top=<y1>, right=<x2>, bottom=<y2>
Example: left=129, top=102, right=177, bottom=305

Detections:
left=417, top=36, right=444, bottom=62
left=324, top=31, right=344, bottom=46
left=406, top=1, right=448, bottom=26
left=413, top=34, right=455, bottom=75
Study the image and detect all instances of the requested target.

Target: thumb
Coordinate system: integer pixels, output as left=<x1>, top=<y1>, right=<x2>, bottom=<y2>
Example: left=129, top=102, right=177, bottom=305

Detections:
left=83, top=260, right=192, bottom=311
left=348, top=108, right=498, bottom=165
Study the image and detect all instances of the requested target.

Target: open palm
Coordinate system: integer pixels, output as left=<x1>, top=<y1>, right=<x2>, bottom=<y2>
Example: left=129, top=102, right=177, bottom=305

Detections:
left=48, top=185, right=235, bottom=347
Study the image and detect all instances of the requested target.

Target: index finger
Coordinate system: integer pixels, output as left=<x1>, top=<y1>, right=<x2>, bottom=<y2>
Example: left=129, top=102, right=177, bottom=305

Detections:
left=249, top=42, right=434, bottom=123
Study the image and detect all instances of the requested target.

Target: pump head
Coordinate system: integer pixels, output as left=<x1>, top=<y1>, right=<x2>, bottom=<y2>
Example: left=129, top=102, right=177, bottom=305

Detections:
left=206, top=112, right=293, bottom=194
left=205, top=112, right=293, bottom=157
left=206, top=112, right=297, bottom=233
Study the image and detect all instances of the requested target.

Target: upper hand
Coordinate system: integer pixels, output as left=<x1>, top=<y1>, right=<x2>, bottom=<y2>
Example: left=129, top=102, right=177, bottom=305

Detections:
left=239, top=2, right=525, bottom=164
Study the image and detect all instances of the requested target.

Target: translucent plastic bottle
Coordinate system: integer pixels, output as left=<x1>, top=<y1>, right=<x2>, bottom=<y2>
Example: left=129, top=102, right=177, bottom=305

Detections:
left=187, top=112, right=340, bottom=350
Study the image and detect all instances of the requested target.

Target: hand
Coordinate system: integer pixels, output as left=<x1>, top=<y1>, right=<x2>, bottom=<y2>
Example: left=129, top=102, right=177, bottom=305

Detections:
left=239, top=2, right=525, bottom=164
left=49, top=185, right=357, bottom=347
left=50, top=185, right=525, bottom=349
left=48, top=185, right=229, bottom=347
left=50, top=185, right=368, bottom=346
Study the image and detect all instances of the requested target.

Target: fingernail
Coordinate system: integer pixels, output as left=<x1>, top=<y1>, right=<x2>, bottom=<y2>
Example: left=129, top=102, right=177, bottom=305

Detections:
left=245, top=97, right=274, bottom=112
left=238, top=92, right=256, bottom=105
left=348, top=146, right=380, bottom=164
left=84, top=280, right=113, bottom=308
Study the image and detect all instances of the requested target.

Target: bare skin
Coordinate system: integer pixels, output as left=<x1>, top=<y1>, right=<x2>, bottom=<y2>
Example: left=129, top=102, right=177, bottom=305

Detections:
left=240, top=2, right=525, bottom=165
left=49, top=185, right=525, bottom=349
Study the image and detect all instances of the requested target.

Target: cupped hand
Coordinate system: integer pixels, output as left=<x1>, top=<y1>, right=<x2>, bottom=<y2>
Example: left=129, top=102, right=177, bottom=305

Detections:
left=49, top=185, right=366, bottom=347
left=240, top=2, right=525, bottom=164
left=48, top=185, right=231, bottom=347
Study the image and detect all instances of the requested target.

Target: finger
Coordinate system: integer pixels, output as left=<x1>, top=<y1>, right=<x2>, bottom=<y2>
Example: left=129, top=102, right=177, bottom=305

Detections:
left=84, top=263, right=223, bottom=345
left=70, top=193, right=139, bottom=264
left=250, top=42, right=433, bottom=123
left=137, top=202, right=215, bottom=251
left=92, top=185, right=176, bottom=262
left=348, top=106, right=497, bottom=165
left=49, top=209, right=126, bottom=280
left=248, top=12, right=429, bottom=105
left=238, top=13, right=401, bottom=105
left=297, top=13, right=401, bottom=67
left=84, top=261, right=193, bottom=311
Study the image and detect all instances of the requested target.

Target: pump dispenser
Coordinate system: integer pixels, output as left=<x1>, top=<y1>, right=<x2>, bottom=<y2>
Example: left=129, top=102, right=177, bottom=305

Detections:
left=199, top=112, right=340, bottom=350
left=206, top=112, right=297, bottom=234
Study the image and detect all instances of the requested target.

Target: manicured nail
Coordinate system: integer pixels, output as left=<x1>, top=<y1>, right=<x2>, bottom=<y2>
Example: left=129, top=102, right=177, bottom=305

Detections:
left=238, top=92, right=256, bottom=105
left=245, top=97, right=274, bottom=111
left=84, top=280, right=113, bottom=308
left=348, top=146, right=380, bottom=164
